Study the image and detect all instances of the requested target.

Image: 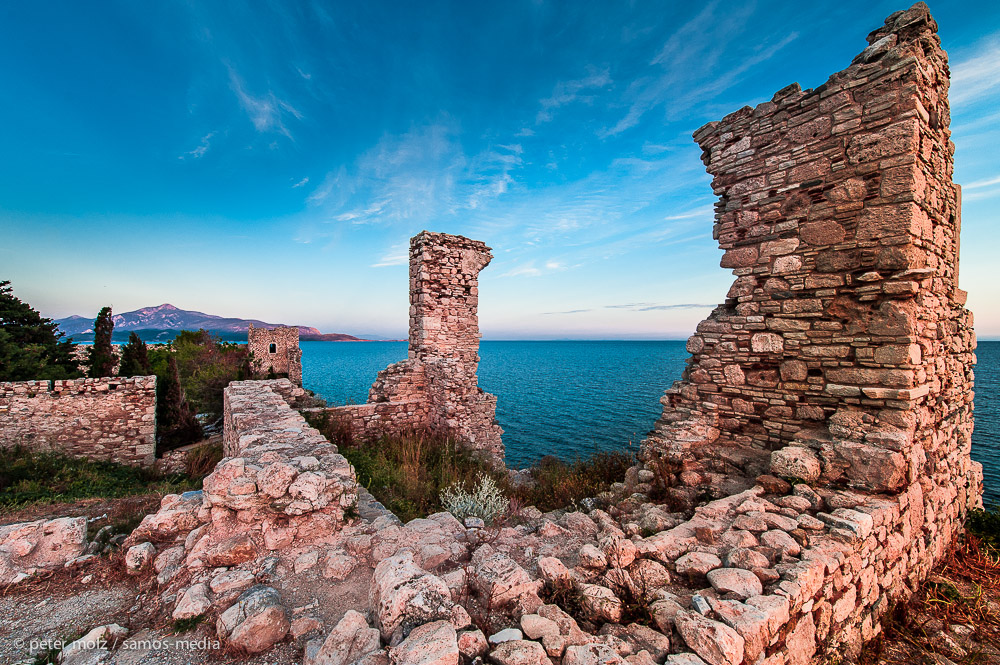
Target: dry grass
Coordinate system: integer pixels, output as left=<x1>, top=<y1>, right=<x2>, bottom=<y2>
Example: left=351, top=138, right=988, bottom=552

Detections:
left=306, top=412, right=632, bottom=522
left=859, top=533, right=1000, bottom=664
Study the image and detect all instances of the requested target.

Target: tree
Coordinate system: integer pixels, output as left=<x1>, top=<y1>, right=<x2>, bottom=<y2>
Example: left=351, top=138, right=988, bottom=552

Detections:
left=86, top=306, right=116, bottom=378
left=0, top=280, right=81, bottom=381
left=170, top=329, right=250, bottom=420
left=156, top=355, right=202, bottom=451
left=118, top=332, right=152, bottom=377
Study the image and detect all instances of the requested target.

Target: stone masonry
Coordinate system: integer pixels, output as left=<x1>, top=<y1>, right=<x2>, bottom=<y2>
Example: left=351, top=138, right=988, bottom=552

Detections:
left=635, top=3, right=983, bottom=662
left=323, top=231, right=504, bottom=463
left=248, top=323, right=303, bottom=386
left=0, top=376, right=157, bottom=466
left=644, top=2, right=979, bottom=502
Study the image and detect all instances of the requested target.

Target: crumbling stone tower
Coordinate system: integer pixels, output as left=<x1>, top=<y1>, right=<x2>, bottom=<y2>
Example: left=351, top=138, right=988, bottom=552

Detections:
left=325, top=231, right=504, bottom=463
left=248, top=323, right=303, bottom=387
left=644, top=3, right=980, bottom=513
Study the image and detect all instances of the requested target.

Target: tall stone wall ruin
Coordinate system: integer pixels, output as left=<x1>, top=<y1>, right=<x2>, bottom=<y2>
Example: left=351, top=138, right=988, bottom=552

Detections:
left=645, top=2, right=979, bottom=502
left=323, top=231, right=504, bottom=462
left=636, top=3, right=982, bottom=661
left=0, top=376, right=157, bottom=466
left=248, top=323, right=303, bottom=386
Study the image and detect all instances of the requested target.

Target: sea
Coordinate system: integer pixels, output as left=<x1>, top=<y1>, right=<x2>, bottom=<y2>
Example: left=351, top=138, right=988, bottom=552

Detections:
left=301, top=340, right=1000, bottom=506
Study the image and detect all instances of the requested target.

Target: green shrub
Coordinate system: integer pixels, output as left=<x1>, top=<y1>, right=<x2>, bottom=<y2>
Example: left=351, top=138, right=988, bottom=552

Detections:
left=0, top=446, right=201, bottom=510
left=967, top=506, right=1000, bottom=554
left=440, top=474, right=509, bottom=525
left=515, top=452, right=632, bottom=512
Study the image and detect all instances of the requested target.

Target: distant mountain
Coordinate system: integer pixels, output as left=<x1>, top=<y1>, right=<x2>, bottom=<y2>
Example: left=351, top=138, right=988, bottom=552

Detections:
left=54, top=304, right=364, bottom=342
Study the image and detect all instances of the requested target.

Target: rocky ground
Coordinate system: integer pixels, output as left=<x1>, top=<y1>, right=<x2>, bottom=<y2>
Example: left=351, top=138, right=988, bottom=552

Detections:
left=2, top=481, right=999, bottom=665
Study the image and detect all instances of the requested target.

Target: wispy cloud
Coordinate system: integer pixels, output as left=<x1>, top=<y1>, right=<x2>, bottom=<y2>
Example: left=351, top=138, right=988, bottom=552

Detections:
left=543, top=308, right=594, bottom=315
left=545, top=302, right=715, bottom=315
left=964, top=175, right=1000, bottom=189
left=603, top=2, right=796, bottom=136
left=499, top=259, right=570, bottom=278
left=950, top=36, right=1000, bottom=106
left=305, top=122, right=522, bottom=228
left=292, top=177, right=310, bottom=188
left=227, top=65, right=302, bottom=138
left=371, top=244, right=408, bottom=267
left=179, top=132, right=215, bottom=160
left=663, top=204, right=715, bottom=221
left=536, top=68, right=612, bottom=124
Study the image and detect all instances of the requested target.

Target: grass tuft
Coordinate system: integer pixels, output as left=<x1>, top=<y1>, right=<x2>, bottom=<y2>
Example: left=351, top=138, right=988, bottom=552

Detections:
left=0, top=446, right=203, bottom=511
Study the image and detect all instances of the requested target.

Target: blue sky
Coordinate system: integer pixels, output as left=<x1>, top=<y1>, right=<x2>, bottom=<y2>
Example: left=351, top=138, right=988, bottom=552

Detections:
left=2, top=1, right=998, bottom=339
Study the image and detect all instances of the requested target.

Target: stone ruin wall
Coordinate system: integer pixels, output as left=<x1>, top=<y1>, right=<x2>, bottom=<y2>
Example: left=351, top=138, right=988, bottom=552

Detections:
left=249, top=323, right=303, bottom=387
left=323, top=231, right=504, bottom=463
left=0, top=376, right=157, bottom=466
left=641, top=3, right=981, bottom=661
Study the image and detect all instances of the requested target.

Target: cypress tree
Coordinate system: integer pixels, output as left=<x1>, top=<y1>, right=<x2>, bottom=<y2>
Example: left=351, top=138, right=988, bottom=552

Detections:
left=156, top=355, right=202, bottom=451
left=0, top=280, right=80, bottom=380
left=118, top=332, right=152, bottom=377
left=86, top=306, right=116, bottom=378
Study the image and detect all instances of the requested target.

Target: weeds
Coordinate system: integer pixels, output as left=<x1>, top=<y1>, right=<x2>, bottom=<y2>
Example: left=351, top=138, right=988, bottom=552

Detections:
left=306, top=413, right=631, bottom=522
left=331, top=432, right=503, bottom=523
left=0, top=446, right=201, bottom=511
left=173, top=614, right=206, bottom=633
left=517, top=453, right=632, bottom=513
left=967, top=506, right=1000, bottom=555
left=440, top=474, right=509, bottom=525
left=859, top=531, right=1000, bottom=664
left=186, top=443, right=223, bottom=478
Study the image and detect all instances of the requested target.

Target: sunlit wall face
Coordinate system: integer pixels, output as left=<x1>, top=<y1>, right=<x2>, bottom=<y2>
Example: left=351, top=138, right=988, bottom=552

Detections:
left=2, top=1, right=997, bottom=340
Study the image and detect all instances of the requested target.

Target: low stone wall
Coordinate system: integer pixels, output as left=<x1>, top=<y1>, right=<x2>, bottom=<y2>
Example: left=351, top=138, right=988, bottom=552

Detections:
left=0, top=376, right=157, bottom=466
left=122, top=378, right=360, bottom=653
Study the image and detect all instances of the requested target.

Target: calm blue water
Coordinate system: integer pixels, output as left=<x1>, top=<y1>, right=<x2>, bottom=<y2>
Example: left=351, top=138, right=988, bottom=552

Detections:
left=301, top=340, right=1000, bottom=505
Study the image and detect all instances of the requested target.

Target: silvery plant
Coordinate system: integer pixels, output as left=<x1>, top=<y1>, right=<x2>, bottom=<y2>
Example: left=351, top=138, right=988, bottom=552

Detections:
left=440, top=474, right=509, bottom=526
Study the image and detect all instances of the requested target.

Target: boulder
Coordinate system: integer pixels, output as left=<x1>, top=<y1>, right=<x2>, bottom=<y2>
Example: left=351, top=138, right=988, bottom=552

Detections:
left=458, top=629, right=489, bottom=659
left=370, top=551, right=454, bottom=641
left=172, top=583, right=211, bottom=620
left=537, top=557, right=572, bottom=583
left=217, top=585, right=290, bottom=654
left=760, top=530, right=801, bottom=557
left=491, top=640, right=554, bottom=665
left=709, top=600, right=770, bottom=663
left=599, top=536, right=637, bottom=568
left=125, top=542, right=156, bottom=574
left=721, top=548, right=769, bottom=571
left=770, top=447, right=821, bottom=482
left=129, top=492, right=203, bottom=541
left=706, top=568, right=763, bottom=600
left=59, top=624, right=127, bottom=665
left=598, top=624, right=670, bottom=661
left=579, top=584, right=623, bottom=623
left=0, top=516, right=87, bottom=578
left=389, top=620, right=459, bottom=665
left=521, top=614, right=560, bottom=641
left=307, top=610, right=382, bottom=665
left=673, top=611, right=745, bottom=665
left=470, top=545, right=539, bottom=606
left=628, top=559, right=671, bottom=590
left=564, top=643, right=625, bottom=665
left=674, top=552, right=721, bottom=577
left=489, top=628, right=524, bottom=645
left=210, top=569, right=256, bottom=595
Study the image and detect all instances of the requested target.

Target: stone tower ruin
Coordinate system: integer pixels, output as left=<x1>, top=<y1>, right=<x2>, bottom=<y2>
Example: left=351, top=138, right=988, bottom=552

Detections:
left=323, top=231, right=504, bottom=463
left=248, top=323, right=303, bottom=387
left=643, top=3, right=980, bottom=508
